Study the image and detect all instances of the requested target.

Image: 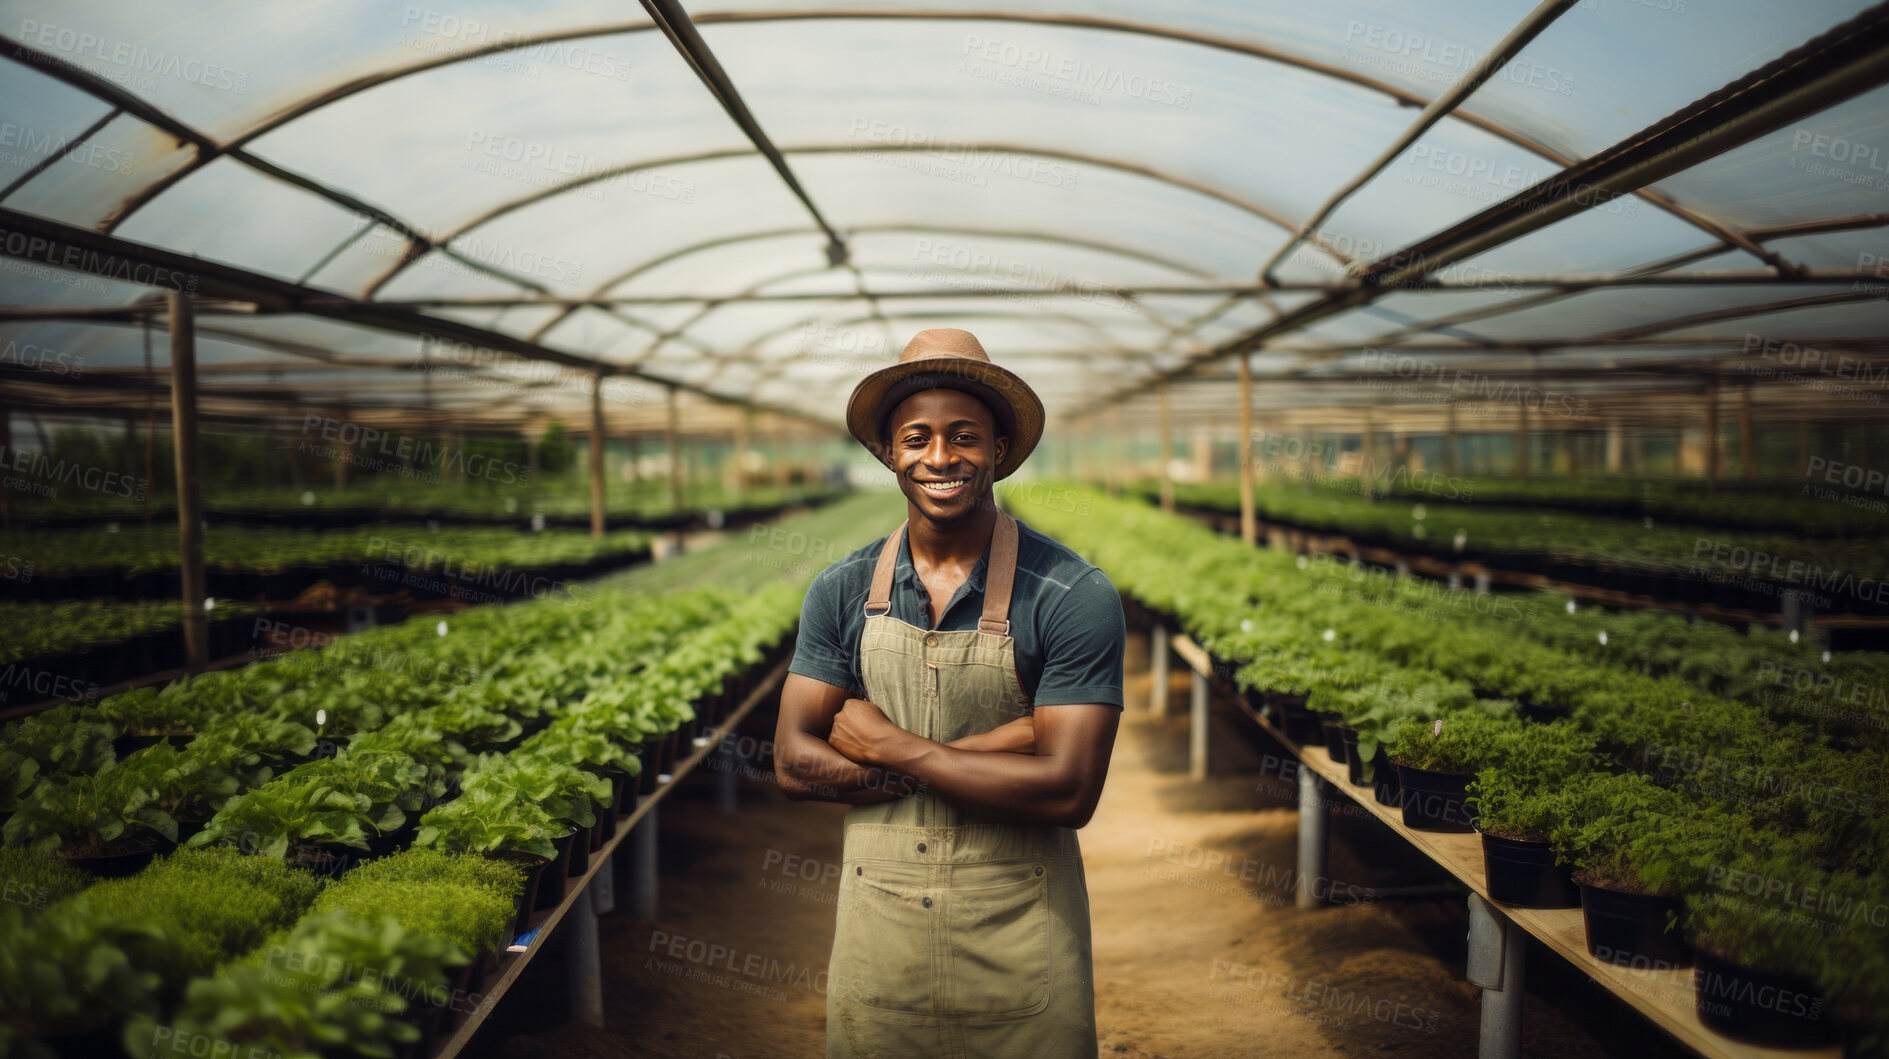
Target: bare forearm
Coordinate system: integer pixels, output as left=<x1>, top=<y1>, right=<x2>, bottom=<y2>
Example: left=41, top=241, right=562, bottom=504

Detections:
left=876, top=738, right=1095, bottom=827
left=775, top=731, right=918, bottom=804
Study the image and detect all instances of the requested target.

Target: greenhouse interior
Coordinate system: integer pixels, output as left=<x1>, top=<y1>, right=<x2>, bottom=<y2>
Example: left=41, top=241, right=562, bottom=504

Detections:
left=2, top=1, right=1888, bottom=1057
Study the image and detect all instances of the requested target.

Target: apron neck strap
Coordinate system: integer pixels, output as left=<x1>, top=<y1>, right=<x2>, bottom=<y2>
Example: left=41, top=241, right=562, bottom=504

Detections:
left=865, top=520, right=906, bottom=616
left=978, top=512, right=1019, bottom=636
left=862, top=512, right=1021, bottom=636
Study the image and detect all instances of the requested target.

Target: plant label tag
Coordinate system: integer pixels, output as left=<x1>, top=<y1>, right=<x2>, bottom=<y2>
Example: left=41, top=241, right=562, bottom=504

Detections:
left=1433, top=719, right=1443, bottom=736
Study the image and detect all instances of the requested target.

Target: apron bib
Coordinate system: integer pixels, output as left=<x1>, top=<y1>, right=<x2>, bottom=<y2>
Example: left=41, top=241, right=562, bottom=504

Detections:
left=826, top=513, right=1098, bottom=1059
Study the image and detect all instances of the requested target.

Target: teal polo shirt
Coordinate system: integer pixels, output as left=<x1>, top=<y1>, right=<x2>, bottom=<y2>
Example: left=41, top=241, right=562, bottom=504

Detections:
left=790, top=516, right=1125, bottom=708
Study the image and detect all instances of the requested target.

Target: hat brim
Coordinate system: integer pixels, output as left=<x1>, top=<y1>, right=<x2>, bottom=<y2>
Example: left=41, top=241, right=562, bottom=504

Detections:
left=846, top=357, right=1044, bottom=481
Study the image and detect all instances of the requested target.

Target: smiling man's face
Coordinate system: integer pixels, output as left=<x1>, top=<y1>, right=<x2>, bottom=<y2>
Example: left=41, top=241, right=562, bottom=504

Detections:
left=884, top=387, right=1009, bottom=525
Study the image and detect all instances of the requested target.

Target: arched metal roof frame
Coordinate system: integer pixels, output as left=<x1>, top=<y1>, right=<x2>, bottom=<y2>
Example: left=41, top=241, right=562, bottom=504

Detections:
left=1, top=4, right=1885, bottom=435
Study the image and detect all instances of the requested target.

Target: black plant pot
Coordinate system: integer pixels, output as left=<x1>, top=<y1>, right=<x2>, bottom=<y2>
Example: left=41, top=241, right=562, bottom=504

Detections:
left=1321, top=721, right=1349, bottom=764
left=1579, top=882, right=1690, bottom=970
left=590, top=796, right=615, bottom=850
left=1479, top=831, right=1579, bottom=909
left=636, top=743, right=662, bottom=795
left=1396, top=764, right=1477, bottom=832
left=567, top=821, right=592, bottom=879
left=1339, top=729, right=1376, bottom=787
left=1693, top=946, right=1837, bottom=1047
left=64, top=835, right=164, bottom=877
left=1275, top=698, right=1318, bottom=746
left=534, top=829, right=581, bottom=910
left=1373, top=756, right=1402, bottom=807
left=291, top=842, right=362, bottom=879
left=492, top=851, right=550, bottom=942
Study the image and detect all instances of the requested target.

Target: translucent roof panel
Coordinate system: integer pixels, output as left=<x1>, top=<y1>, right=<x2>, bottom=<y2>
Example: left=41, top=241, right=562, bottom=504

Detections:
left=240, top=31, right=739, bottom=238
left=1460, top=0, right=1880, bottom=162
left=704, top=17, right=1419, bottom=234
left=115, top=157, right=364, bottom=282
left=1645, top=84, right=1889, bottom=232
left=0, top=2, right=652, bottom=137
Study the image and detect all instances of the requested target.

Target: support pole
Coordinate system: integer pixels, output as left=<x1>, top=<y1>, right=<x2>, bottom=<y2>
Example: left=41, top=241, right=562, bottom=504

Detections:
left=1739, top=381, right=1756, bottom=483
left=1189, top=668, right=1209, bottom=780
left=592, top=852, right=615, bottom=915
left=588, top=376, right=606, bottom=539
left=1513, top=402, right=1529, bottom=482
left=1157, top=383, right=1174, bottom=512
left=0, top=404, right=9, bottom=529
left=716, top=743, right=739, bottom=814
left=1468, top=893, right=1527, bottom=1059
left=1149, top=625, right=1170, bottom=717
left=1237, top=355, right=1256, bottom=546
left=629, top=804, right=659, bottom=919
left=1605, top=419, right=1624, bottom=473
left=666, top=387, right=683, bottom=516
left=1704, top=378, right=1721, bottom=493
left=1445, top=401, right=1461, bottom=478
left=168, top=291, right=207, bottom=676
left=735, top=406, right=752, bottom=506
left=565, top=883, right=603, bottom=1026
left=1361, top=410, right=1377, bottom=499
left=1105, top=405, right=1124, bottom=495
left=1295, top=763, right=1329, bottom=910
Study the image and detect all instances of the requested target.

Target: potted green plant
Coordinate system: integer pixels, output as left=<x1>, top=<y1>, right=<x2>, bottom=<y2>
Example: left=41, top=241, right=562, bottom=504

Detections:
left=122, top=911, right=462, bottom=1059
left=1549, top=772, right=1694, bottom=969
left=1468, top=722, right=1597, bottom=909
left=414, top=787, right=561, bottom=937
left=3, top=765, right=177, bottom=874
left=1386, top=706, right=1518, bottom=833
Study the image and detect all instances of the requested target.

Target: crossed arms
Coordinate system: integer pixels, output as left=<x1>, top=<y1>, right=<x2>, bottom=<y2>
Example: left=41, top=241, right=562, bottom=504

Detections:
left=773, top=673, right=1119, bottom=829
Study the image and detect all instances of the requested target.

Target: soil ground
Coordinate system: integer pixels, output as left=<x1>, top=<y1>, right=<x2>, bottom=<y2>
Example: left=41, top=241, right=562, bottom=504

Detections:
left=468, top=633, right=1689, bottom=1059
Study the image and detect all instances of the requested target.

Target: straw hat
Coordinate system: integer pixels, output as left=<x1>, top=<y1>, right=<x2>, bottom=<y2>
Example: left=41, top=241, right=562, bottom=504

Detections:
left=845, top=328, right=1045, bottom=481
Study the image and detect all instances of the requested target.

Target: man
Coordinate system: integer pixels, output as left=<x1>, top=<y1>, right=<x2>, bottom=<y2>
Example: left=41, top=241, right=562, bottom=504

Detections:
left=776, top=327, right=1125, bottom=1058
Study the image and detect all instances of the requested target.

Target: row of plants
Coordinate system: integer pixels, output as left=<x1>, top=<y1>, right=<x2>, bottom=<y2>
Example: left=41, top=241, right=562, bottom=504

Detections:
left=1360, top=475, right=1889, bottom=539
left=1283, top=552, right=1889, bottom=751
left=14, top=477, right=845, bottom=526
left=1006, top=484, right=1888, bottom=1053
left=0, top=600, right=253, bottom=666
left=1133, top=479, right=1889, bottom=591
left=0, top=523, right=654, bottom=579
left=0, top=491, right=902, bottom=1057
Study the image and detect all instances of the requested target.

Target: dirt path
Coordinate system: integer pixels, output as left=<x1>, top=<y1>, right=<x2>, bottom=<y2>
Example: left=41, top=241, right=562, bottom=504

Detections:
left=470, top=637, right=1686, bottom=1059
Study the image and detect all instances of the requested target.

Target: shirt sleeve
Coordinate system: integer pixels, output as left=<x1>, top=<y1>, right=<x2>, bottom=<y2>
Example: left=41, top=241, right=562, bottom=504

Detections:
left=1032, top=567, right=1126, bottom=708
left=789, top=565, right=859, bottom=693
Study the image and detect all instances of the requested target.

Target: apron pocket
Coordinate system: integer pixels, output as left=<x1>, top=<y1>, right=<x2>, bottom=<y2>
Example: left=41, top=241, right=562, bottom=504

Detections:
left=832, top=861, right=939, bottom=1016
left=944, top=859, right=1050, bottom=1019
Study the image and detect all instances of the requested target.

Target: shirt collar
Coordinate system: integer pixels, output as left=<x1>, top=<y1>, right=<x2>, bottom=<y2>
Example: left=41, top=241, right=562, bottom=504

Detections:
left=895, top=529, right=992, bottom=593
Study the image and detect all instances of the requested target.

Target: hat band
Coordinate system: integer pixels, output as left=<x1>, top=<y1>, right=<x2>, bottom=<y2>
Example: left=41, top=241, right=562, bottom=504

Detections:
left=876, top=373, right=1018, bottom=441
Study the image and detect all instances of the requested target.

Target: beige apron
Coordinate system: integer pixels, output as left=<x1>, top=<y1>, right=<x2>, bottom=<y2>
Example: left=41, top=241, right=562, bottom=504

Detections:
left=826, top=512, right=1098, bottom=1058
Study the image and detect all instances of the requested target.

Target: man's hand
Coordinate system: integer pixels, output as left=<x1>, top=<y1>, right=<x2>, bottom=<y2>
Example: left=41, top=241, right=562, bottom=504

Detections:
left=829, top=697, right=903, bottom=767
